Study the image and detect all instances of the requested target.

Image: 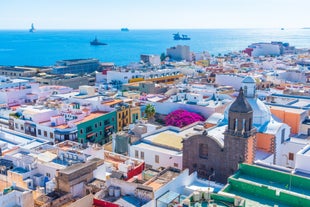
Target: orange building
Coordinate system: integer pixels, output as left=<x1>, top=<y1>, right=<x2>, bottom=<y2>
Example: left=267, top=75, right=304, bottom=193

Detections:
left=269, top=106, right=307, bottom=135
left=256, top=133, right=275, bottom=153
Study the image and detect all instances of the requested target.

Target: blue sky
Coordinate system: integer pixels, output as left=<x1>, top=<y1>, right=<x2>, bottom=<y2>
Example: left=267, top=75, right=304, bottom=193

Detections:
left=1, top=0, right=309, bottom=29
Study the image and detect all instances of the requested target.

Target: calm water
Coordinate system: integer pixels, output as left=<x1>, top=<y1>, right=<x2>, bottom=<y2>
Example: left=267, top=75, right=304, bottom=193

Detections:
left=0, top=29, right=310, bottom=66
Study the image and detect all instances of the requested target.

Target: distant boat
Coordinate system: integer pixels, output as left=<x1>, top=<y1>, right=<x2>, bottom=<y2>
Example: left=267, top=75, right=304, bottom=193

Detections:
left=29, top=23, right=36, bottom=32
left=90, top=37, right=107, bottom=46
left=121, top=28, right=129, bottom=32
left=281, top=28, right=285, bottom=30
left=173, top=32, right=190, bottom=40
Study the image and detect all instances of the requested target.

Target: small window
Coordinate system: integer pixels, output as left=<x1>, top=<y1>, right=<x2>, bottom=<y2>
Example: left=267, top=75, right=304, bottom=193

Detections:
left=95, top=123, right=98, bottom=128
left=99, top=121, right=102, bottom=127
left=50, top=132, right=53, bottom=138
left=15, top=123, right=19, bottom=129
left=140, top=151, right=144, bottom=160
left=44, top=131, right=47, bottom=137
left=281, top=129, right=286, bottom=143
left=80, top=129, right=83, bottom=134
left=199, top=144, right=208, bottom=159
left=288, top=153, right=294, bottom=161
left=155, top=155, right=159, bottom=163
left=135, top=150, right=139, bottom=158
left=174, top=163, right=178, bottom=168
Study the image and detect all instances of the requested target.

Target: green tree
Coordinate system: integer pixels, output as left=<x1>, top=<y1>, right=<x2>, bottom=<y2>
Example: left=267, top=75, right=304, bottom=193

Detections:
left=144, top=104, right=155, bottom=120
left=160, top=52, right=166, bottom=62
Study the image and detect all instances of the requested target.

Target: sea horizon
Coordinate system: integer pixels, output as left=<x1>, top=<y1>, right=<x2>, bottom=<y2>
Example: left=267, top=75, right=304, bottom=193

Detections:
left=0, top=27, right=309, bottom=32
left=1, top=28, right=310, bottom=66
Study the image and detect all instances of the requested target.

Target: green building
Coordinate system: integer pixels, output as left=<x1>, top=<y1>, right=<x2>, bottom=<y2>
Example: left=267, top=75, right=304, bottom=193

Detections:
left=77, top=110, right=117, bottom=145
left=181, top=163, right=310, bottom=206
left=221, top=163, right=310, bottom=207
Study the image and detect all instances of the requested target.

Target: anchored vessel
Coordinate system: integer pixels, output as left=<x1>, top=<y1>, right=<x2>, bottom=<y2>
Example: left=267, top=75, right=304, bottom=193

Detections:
left=173, top=32, right=190, bottom=40
left=29, top=23, right=36, bottom=32
left=90, top=37, right=107, bottom=46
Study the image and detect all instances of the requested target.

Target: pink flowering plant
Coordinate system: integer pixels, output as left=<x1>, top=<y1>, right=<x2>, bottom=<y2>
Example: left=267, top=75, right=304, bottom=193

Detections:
left=165, top=109, right=205, bottom=128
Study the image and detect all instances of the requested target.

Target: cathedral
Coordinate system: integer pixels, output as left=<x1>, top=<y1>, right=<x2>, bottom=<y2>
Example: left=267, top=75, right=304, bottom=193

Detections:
left=182, top=76, right=290, bottom=183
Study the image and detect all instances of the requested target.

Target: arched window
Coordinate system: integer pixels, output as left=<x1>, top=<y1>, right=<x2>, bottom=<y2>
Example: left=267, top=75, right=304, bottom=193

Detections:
left=199, top=144, right=208, bottom=159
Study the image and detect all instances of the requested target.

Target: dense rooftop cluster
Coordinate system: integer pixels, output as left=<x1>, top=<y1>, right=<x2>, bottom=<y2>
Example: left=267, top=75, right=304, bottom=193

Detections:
left=0, top=43, right=309, bottom=206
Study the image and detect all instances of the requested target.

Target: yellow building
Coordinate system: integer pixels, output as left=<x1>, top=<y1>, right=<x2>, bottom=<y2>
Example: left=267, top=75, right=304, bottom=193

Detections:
left=116, top=104, right=130, bottom=131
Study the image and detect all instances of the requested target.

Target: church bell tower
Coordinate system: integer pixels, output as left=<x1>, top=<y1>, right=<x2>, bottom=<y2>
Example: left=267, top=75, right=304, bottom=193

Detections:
left=224, top=87, right=256, bottom=179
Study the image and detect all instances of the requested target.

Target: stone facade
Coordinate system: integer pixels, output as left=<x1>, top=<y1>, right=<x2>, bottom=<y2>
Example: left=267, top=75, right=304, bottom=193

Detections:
left=55, top=161, right=97, bottom=197
left=183, top=88, right=257, bottom=183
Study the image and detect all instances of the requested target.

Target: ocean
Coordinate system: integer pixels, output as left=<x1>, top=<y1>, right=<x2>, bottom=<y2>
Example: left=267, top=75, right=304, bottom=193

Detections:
left=0, top=28, right=310, bottom=66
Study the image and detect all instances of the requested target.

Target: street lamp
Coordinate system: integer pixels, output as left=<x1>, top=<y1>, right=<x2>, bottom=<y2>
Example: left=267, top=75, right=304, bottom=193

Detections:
left=207, top=171, right=215, bottom=200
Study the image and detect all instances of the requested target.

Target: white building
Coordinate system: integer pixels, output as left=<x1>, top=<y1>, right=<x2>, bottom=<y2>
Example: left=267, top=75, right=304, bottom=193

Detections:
left=0, top=80, right=39, bottom=107
left=249, top=43, right=281, bottom=57
left=0, top=185, right=34, bottom=207
left=215, top=74, right=245, bottom=90
left=152, top=91, right=231, bottom=118
left=166, top=45, right=191, bottom=62
left=129, top=124, right=207, bottom=170
left=140, top=54, right=161, bottom=66
left=130, top=142, right=183, bottom=170
left=106, top=68, right=181, bottom=84
left=295, top=144, right=310, bottom=174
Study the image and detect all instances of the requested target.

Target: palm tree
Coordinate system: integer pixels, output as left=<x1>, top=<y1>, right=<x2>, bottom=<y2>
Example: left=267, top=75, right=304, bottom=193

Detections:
left=144, top=104, right=155, bottom=121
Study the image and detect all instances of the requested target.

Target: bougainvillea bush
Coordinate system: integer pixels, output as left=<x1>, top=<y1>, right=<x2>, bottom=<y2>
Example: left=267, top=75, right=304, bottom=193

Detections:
left=165, top=109, right=205, bottom=128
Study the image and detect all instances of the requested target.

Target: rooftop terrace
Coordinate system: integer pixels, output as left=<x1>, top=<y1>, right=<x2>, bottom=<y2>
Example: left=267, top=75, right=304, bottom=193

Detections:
left=222, top=163, right=310, bottom=207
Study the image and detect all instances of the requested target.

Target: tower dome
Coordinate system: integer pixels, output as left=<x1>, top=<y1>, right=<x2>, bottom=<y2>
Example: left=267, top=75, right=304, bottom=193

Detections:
left=229, top=88, right=252, bottom=113
left=223, top=76, right=271, bottom=128
left=242, top=76, right=256, bottom=98
left=242, top=76, right=256, bottom=84
left=227, top=87, right=253, bottom=136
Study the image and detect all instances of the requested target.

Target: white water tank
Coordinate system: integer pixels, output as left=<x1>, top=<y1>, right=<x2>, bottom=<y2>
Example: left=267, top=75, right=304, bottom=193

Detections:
left=204, top=191, right=210, bottom=200
left=108, top=186, right=114, bottom=196
left=114, top=186, right=121, bottom=197
left=193, top=191, right=201, bottom=202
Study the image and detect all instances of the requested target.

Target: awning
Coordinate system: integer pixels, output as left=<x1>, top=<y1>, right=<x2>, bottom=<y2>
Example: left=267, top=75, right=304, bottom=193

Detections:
left=105, top=125, right=113, bottom=130
left=87, top=132, right=95, bottom=138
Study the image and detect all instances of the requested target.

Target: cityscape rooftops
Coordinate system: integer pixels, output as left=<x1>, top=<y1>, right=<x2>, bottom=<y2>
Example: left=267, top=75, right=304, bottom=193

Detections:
left=142, top=124, right=204, bottom=151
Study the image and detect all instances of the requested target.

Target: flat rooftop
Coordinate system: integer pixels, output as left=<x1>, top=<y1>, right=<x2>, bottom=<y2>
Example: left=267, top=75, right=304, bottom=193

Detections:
left=223, top=164, right=310, bottom=207
left=143, top=126, right=203, bottom=150
left=132, top=142, right=182, bottom=155
left=74, top=112, right=107, bottom=125
left=145, top=168, right=180, bottom=191
left=270, top=105, right=306, bottom=114
left=59, top=161, right=95, bottom=175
